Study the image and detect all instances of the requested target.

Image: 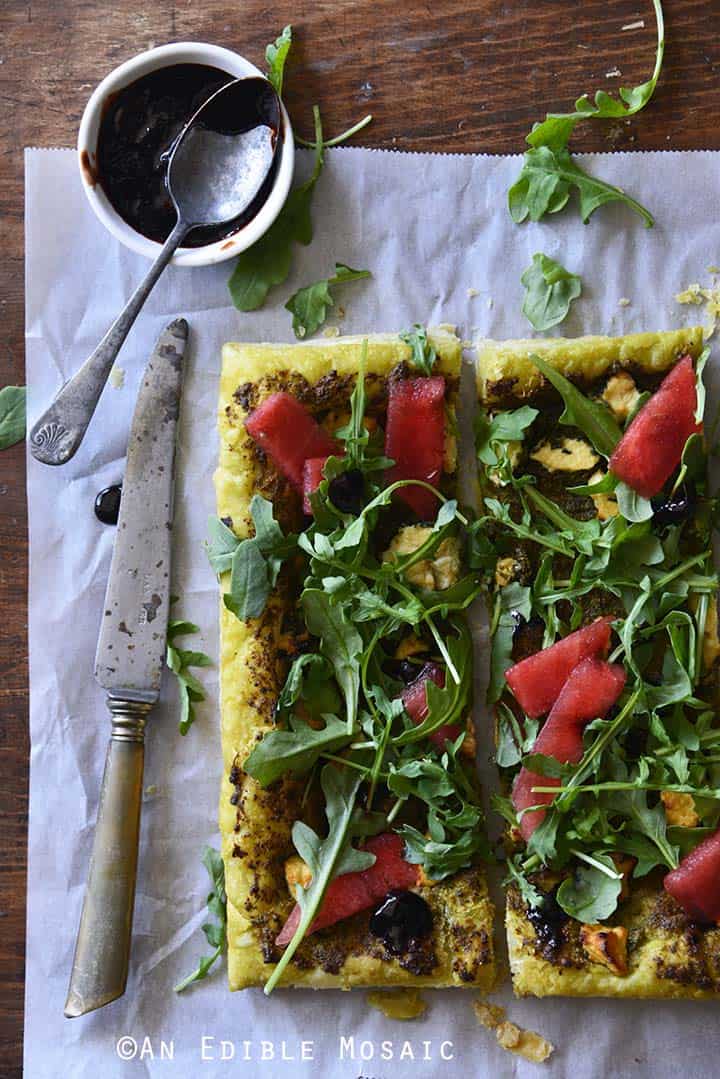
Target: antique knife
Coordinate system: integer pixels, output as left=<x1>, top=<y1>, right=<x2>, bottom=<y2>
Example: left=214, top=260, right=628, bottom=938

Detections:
left=64, top=317, right=188, bottom=1018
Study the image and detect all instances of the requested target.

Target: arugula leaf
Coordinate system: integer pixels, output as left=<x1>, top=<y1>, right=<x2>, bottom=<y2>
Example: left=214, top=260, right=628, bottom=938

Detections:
left=556, top=854, right=622, bottom=922
left=220, top=497, right=294, bottom=621
left=521, top=253, right=582, bottom=332
left=265, top=24, right=292, bottom=96
left=504, top=853, right=543, bottom=908
left=264, top=764, right=371, bottom=993
left=527, top=1, right=664, bottom=151
left=175, top=846, right=226, bottom=991
left=228, top=108, right=325, bottom=311
left=0, top=386, right=26, bottom=450
left=488, top=582, right=532, bottom=703
left=205, top=516, right=239, bottom=575
left=302, top=589, right=363, bottom=732
left=244, top=714, right=350, bottom=786
left=166, top=619, right=212, bottom=735
left=285, top=263, right=371, bottom=338
left=399, top=325, right=437, bottom=375
left=528, top=352, right=622, bottom=457
left=224, top=540, right=270, bottom=621
left=508, top=145, right=654, bottom=228
left=616, top=481, right=654, bottom=523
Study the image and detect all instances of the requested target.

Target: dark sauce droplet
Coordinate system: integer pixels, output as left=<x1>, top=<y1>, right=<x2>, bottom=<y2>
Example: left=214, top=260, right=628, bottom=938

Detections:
left=652, top=483, right=696, bottom=527
left=526, top=887, right=568, bottom=955
left=95, top=484, right=122, bottom=525
left=328, top=469, right=365, bottom=516
left=369, top=890, right=433, bottom=954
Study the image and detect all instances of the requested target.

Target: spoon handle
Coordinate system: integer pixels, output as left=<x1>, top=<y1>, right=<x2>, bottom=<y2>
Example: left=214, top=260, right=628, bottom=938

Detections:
left=29, top=218, right=189, bottom=466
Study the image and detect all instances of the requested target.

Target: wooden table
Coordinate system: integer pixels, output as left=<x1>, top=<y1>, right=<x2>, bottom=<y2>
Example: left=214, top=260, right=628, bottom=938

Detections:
left=1, top=1, right=718, bottom=1072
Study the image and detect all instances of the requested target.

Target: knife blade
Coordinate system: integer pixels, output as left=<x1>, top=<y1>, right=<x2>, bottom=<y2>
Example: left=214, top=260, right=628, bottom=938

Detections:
left=95, top=318, right=187, bottom=700
left=65, top=317, right=187, bottom=1019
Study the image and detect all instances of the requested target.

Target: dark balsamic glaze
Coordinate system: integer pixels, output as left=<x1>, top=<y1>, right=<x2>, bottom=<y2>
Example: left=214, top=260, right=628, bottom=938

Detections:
left=651, top=483, right=696, bottom=527
left=369, top=890, right=433, bottom=954
left=97, top=65, right=231, bottom=245
left=526, top=887, right=568, bottom=954
left=95, top=484, right=122, bottom=525
left=328, top=469, right=365, bottom=516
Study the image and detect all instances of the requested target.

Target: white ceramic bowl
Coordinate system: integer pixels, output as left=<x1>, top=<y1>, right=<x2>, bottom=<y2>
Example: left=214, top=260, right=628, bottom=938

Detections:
left=77, top=42, right=294, bottom=267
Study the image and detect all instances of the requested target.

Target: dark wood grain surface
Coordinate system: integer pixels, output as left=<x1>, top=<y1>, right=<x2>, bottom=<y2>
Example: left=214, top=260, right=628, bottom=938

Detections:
left=1, top=1, right=719, bottom=1073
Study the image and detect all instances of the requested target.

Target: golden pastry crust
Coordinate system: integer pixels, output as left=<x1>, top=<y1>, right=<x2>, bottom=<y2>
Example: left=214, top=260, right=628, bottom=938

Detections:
left=216, top=329, right=495, bottom=991
left=477, top=328, right=719, bottom=1000
left=477, top=327, right=705, bottom=405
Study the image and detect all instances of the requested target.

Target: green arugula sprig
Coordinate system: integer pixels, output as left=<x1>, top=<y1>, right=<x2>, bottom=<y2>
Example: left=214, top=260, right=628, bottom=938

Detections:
left=0, top=386, right=26, bottom=450
left=166, top=617, right=212, bottom=735
left=399, top=325, right=438, bottom=375
left=521, top=254, right=582, bottom=332
left=508, top=1, right=664, bottom=227
left=175, top=847, right=227, bottom=992
left=285, top=263, right=371, bottom=338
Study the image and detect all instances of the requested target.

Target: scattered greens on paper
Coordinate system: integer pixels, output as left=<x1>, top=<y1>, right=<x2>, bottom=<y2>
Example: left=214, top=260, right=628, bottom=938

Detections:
left=521, top=254, right=582, bottom=331
left=228, top=27, right=372, bottom=312
left=509, top=0, right=664, bottom=227
left=286, top=263, right=372, bottom=338
left=166, top=617, right=212, bottom=735
left=0, top=386, right=26, bottom=450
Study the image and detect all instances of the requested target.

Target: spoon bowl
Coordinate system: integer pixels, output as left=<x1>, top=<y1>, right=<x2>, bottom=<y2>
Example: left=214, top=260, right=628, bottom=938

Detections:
left=168, top=77, right=282, bottom=235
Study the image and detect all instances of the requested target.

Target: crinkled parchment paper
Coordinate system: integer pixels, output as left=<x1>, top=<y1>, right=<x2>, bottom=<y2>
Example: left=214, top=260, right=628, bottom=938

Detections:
left=24, top=146, right=720, bottom=1078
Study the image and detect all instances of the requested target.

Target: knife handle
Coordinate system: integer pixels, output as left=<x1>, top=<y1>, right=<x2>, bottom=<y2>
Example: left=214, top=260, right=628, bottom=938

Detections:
left=64, top=698, right=152, bottom=1018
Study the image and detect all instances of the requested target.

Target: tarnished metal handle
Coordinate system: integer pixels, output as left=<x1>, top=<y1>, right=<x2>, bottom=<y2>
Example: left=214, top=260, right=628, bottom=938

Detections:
left=30, top=219, right=188, bottom=466
left=64, top=697, right=152, bottom=1018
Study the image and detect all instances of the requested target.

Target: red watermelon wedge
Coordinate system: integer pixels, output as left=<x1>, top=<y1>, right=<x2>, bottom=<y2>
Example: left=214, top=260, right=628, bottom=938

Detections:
left=276, top=832, right=419, bottom=946
left=246, top=392, right=340, bottom=491
left=609, top=355, right=699, bottom=499
left=385, top=376, right=446, bottom=520
left=512, top=657, right=626, bottom=840
left=505, top=618, right=613, bottom=718
left=302, top=456, right=329, bottom=514
left=401, top=661, right=461, bottom=750
left=664, top=826, right=720, bottom=924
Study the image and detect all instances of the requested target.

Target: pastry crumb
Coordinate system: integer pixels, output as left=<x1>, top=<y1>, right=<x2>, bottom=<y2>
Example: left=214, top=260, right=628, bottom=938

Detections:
left=473, top=1000, right=554, bottom=1064
left=675, top=280, right=720, bottom=338
left=323, top=326, right=340, bottom=337
left=487, top=297, right=494, bottom=309
left=622, top=19, right=645, bottom=30
left=109, top=365, right=125, bottom=389
left=467, top=287, right=480, bottom=298
left=367, top=989, right=427, bottom=1020
left=708, top=265, right=720, bottom=275
left=618, top=297, right=631, bottom=307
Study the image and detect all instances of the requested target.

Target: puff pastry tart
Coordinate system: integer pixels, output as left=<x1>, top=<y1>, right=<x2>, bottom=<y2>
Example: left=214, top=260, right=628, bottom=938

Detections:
left=213, top=329, right=495, bottom=992
left=476, top=328, right=720, bottom=999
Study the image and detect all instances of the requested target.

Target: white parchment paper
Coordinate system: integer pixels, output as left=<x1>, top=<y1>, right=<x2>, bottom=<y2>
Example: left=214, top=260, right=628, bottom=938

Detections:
left=24, top=146, right=720, bottom=1079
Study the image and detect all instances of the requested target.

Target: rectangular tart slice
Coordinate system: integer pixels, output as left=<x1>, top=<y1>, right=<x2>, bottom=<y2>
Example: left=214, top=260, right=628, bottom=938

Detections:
left=476, top=328, right=720, bottom=999
left=215, top=329, right=495, bottom=992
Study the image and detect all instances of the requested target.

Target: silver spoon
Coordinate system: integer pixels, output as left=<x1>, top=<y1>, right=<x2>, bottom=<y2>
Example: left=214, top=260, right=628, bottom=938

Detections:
left=30, top=76, right=282, bottom=466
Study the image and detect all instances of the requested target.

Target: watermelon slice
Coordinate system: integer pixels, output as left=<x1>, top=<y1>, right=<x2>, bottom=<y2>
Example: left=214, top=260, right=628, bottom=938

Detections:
left=505, top=618, right=613, bottom=718
left=609, top=355, right=699, bottom=499
left=512, top=658, right=626, bottom=840
left=302, top=456, right=329, bottom=514
left=276, top=832, right=419, bottom=947
left=385, top=376, right=446, bottom=519
left=664, top=826, right=720, bottom=923
left=401, top=661, right=461, bottom=750
left=246, top=392, right=340, bottom=491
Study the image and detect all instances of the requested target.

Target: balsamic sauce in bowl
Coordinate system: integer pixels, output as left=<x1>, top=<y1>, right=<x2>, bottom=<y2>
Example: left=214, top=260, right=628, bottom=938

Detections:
left=96, top=64, right=238, bottom=247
